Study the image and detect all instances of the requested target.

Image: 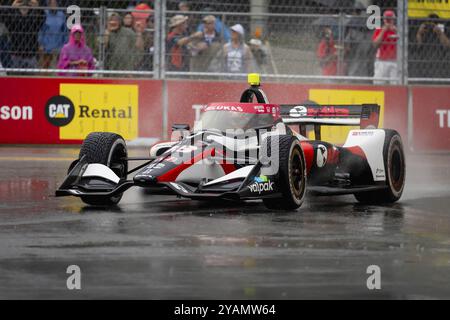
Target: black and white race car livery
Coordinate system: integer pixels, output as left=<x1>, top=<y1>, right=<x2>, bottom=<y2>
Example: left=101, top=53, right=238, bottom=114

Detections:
left=56, top=75, right=406, bottom=210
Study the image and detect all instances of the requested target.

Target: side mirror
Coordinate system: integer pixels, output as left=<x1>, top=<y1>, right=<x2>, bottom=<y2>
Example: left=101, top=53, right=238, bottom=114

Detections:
left=172, top=124, right=190, bottom=131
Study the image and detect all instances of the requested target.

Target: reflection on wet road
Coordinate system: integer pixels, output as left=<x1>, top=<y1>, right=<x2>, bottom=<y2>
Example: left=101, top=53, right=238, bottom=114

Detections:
left=0, top=147, right=449, bottom=299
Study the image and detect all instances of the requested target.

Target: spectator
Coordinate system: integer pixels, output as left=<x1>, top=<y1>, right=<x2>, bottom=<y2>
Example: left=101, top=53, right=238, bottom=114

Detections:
left=38, top=0, right=68, bottom=70
left=344, top=2, right=373, bottom=80
left=196, top=7, right=231, bottom=43
left=190, top=15, right=223, bottom=72
left=57, top=24, right=95, bottom=77
left=178, top=1, right=195, bottom=34
left=123, top=12, right=134, bottom=29
left=3, top=0, right=45, bottom=72
left=220, top=24, right=255, bottom=74
left=0, top=23, right=11, bottom=72
left=103, top=12, right=142, bottom=72
left=132, top=3, right=154, bottom=71
left=178, top=1, right=190, bottom=12
left=411, top=13, right=450, bottom=79
left=249, top=38, right=269, bottom=73
left=166, top=15, right=202, bottom=72
left=131, top=2, right=152, bottom=22
left=316, top=27, right=337, bottom=76
left=126, top=1, right=153, bottom=10
left=372, top=10, right=399, bottom=84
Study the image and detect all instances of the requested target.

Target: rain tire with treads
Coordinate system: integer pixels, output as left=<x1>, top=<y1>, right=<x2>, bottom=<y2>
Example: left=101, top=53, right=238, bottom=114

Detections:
left=260, top=135, right=307, bottom=210
left=354, top=129, right=405, bottom=204
left=79, top=132, right=128, bottom=206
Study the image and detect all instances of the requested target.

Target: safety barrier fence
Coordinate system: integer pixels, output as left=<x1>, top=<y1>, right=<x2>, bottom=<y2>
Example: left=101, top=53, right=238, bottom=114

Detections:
left=1, top=1, right=449, bottom=84
left=1, top=76, right=449, bottom=153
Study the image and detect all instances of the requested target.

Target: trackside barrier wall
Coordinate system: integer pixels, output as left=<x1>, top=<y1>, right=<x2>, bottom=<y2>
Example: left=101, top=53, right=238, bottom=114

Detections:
left=1, top=77, right=449, bottom=152
left=0, top=77, right=162, bottom=144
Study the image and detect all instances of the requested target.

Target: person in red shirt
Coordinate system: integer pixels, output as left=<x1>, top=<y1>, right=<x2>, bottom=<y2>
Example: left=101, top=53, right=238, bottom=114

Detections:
left=317, top=27, right=338, bottom=77
left=372, top=10, right=399, bottom=84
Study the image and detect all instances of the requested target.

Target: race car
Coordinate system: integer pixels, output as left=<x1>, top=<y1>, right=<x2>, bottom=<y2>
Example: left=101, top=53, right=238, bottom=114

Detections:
left=56, top=74, right=406, bottom=210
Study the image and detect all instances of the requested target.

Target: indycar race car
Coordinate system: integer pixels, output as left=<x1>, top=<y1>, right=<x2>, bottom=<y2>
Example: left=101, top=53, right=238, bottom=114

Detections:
left=56, top=74, right=406, bottom=210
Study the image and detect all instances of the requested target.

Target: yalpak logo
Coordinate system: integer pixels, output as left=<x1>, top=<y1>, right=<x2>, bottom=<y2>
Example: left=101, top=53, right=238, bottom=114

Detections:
left=248, top=175, right=274, bottom=194
left=45, top=95, right=75, bottom=127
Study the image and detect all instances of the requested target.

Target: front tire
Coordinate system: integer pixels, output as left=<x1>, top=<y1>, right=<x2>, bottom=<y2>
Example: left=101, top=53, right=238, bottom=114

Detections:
left=355, top=129, right=405, bottom=204
left=79, top=132, right=128, bottom=206
left=260, top=135, right=307, bottom=210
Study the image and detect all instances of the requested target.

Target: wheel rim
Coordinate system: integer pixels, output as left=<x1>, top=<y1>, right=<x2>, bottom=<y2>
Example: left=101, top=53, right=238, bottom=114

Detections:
left=108, top=142, right=127, bottom=179
left=290, top=147, right=304, bottom=199
left=390, top=146, right=404, bottom=192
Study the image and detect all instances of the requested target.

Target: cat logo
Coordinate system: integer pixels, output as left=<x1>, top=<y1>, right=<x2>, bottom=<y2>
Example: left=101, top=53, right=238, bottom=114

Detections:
left=45, top=95, right=75, bottom=127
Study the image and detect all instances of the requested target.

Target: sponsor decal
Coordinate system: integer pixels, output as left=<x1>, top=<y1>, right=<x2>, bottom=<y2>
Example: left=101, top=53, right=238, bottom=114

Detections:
left=170, top=182, right=189, bottom=194
left=408, top=0, right=450, bottom=19
left=289, top=105, right=307, bottom=118
left=352, top=131, right=375, bottom=136
left=248, top=175, right=274, bottom=194
left=316, top=144, right=328, bottom=168
left=164, top=156, right=179, bottom=163
left=205, top=105, right=244, bottom=112
left=375, top=168, right=385, bottom=179
left=272, top=107, right=277, bottom=117
left=45, top=95, right=75, bottom=127
left=0, top=105, right=33, bottom=121
left=141, top=162, right=165, bottom=175
left=254, top=105, right=265, bottom=113
left=59, top=84, right=138, bottom=140
left=176, top=145, right=198, bottom=153
left=308, top=89, right=385, bottom=144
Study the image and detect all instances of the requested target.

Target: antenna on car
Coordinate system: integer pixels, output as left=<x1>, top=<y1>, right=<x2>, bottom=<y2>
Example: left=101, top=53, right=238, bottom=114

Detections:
left=240, top=73, right=269, bottom=104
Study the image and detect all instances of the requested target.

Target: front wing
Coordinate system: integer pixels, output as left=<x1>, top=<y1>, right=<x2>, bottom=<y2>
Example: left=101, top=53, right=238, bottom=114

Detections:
left=55, top=158, right=283, bottom=201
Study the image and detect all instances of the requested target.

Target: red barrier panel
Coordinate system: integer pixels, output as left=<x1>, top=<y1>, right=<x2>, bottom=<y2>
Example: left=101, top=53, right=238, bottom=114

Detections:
left=412, top=87, right=450, bottom=152
left=0, top=77, right=162, bottom=144
left=0, top=77, right=412, bottom=147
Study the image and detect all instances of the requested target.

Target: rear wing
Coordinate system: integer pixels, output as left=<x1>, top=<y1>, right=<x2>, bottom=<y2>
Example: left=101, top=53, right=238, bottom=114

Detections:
left=280, top=104, right=380, bottom=140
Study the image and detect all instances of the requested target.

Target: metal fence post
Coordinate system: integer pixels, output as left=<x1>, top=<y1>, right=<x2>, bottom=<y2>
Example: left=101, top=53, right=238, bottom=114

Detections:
left=160, top=0, right=166, bottom=80
left=337, top=12, right=345, bottom=76
left=160, top=0, right=168, bottom=140
left=98, top=6, right=107, bottom=74
left=153, top=0, right=161, bottom=79
left=397, top=0, right=408, bottom=85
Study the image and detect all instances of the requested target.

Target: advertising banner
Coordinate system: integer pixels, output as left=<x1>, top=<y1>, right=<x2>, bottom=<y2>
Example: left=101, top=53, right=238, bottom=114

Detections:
left=0, top=77, right=412, bottom=147
left=408, top=0, right=450, bottom=19
left=0, top=77, right=162, bottom=144
left=412, top=87, right=450, bottom=151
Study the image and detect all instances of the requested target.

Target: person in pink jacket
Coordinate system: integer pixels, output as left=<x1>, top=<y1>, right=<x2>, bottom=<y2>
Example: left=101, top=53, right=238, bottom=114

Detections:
left=57, top=24, right=95, bottom=76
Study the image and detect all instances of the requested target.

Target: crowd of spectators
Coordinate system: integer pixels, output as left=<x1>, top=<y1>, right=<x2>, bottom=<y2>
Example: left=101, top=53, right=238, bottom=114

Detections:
left=316, top=6, right=450, bottom=83
left=0, top=0, right=449, bottom=82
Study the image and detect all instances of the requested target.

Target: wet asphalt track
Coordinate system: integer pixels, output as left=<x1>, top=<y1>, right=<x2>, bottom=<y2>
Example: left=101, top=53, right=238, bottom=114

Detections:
left=0, top=146, right=449, bottom=299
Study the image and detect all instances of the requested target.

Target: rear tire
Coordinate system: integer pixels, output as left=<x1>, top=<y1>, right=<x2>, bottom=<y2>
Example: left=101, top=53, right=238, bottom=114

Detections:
left=79, top=132, right=128, bottom=206
left=261, top=135, right=307, bottom=210
left=355, top=129, right=405, bottom=204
